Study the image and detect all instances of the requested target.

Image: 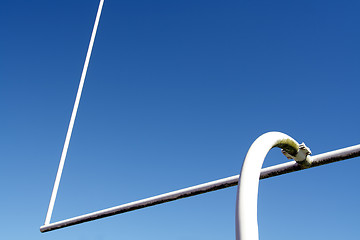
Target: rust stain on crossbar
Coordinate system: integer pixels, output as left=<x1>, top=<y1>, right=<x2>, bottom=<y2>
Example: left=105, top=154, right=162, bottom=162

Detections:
left=40, top=144, right=360, bottom=233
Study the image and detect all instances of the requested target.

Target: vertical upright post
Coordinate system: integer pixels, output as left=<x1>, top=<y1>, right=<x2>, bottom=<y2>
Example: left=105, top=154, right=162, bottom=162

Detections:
left=44, top=0, right=105, bottom=225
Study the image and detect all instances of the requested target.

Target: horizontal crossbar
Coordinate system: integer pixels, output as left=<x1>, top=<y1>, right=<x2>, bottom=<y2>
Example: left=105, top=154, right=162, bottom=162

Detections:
left=40, top=144, right=360, bottom=233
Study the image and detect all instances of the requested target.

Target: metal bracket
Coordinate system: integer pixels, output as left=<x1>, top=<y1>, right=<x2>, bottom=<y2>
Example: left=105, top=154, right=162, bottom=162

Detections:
left=282, top=142, right=312, bottom=168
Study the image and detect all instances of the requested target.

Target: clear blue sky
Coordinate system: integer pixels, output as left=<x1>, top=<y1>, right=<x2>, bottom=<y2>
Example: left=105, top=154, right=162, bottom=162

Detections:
left=1, top=0, right=359, bottom=239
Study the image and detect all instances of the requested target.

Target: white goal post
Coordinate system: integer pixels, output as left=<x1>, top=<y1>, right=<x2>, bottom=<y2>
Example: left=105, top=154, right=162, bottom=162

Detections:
left=40, top=0, right=360, bottom=236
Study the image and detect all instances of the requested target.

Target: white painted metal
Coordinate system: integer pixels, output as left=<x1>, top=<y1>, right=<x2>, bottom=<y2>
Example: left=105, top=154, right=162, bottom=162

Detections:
left=40, top=141, right=360, bottom=233
left=38, top=0, right=360, bottom=236
left=235, top=132, right=309, bottom=240
left=44, top=0, right=105, bottom=225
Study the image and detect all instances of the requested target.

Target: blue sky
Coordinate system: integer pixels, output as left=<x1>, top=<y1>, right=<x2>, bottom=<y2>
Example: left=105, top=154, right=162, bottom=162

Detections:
left=1, top=0, right=359, bottom=239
